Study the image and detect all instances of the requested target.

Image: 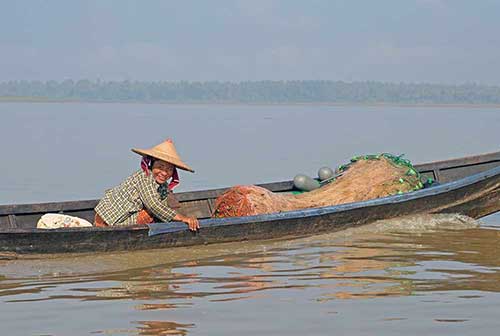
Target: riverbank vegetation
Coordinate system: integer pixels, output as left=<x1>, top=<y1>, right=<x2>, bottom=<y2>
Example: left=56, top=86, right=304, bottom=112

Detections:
left=1, top=80, right=500, bottom=104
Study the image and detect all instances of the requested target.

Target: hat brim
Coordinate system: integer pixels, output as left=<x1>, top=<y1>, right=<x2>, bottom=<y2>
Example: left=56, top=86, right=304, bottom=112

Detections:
left=132, top=148, right=195, bottom=173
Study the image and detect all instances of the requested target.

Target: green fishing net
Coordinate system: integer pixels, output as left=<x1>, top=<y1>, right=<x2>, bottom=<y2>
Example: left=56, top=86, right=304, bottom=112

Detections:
left=335, top=153, right=434, bottom=195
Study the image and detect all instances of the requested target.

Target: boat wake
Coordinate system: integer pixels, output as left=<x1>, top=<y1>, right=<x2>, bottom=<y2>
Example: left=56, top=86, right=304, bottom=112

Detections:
left=338, top=213, right=480, bottom=236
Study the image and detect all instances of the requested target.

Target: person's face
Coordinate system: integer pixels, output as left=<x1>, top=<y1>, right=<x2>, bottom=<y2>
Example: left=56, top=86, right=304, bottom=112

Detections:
left=152, top=160, right=174, bottom=184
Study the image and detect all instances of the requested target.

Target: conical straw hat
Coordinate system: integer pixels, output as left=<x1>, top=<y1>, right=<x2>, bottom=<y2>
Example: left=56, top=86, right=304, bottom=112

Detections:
left=132, top=139, right=195, bottom=173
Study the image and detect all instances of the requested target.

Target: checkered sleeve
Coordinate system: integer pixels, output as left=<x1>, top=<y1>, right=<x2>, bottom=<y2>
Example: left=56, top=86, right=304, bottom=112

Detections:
left=137, top=175, right=177, bottom=222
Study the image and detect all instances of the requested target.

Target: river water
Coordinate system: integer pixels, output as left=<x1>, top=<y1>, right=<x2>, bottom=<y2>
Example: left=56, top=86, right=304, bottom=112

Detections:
left=0, top=103, right=499, bottom=335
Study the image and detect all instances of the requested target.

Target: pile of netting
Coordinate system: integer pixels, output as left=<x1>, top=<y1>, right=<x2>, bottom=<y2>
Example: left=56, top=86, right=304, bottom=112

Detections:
left=212, top=153, right=430, bottom=218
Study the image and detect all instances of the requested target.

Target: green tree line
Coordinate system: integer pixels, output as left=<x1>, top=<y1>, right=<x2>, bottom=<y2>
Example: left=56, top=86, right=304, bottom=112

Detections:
left=1, top=80, right=500, bottom=104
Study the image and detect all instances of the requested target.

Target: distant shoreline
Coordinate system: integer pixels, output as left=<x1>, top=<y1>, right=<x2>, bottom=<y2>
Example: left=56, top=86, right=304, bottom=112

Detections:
left=1, top=97, right=500, bottom=108
left=3, top=80, right=500, bottom=107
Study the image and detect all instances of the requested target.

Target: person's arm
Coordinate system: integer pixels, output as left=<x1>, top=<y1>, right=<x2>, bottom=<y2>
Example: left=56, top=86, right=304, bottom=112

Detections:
left=138, top=177, right=199, bottom=231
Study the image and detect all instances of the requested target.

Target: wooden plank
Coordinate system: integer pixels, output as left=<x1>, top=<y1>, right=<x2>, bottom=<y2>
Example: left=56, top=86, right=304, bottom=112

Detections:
left=415, top=151, right=500, bottom=171
left=439, top=161, right=500, bottom=183
left=175, top=180, right=294, bottom=202
left=177, top=199, right=212, bottom=219
left=0, top=200, right=98, bottom=216
left=0, top=216, right=9, bottom=229
left=12, top=213, right=44, bottom=229
left=434, top=169, right=442, bottom=183
left=206, top=198, right=216, bottom=215
left=7, top=215, right=17, bottom=229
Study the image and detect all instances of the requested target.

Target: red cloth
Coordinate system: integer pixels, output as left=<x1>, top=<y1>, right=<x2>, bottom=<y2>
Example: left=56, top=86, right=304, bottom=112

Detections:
left=141, top=156, right=152, bottom=176
left=94, top=213, right=108, bottom=227
left=136, top=209, right=155, bottom=225
left=168, top=167, right=180, bottom=190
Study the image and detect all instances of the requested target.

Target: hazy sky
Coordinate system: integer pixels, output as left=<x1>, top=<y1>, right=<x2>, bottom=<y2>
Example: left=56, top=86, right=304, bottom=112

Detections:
left=1, top=0, right=500, bottom=84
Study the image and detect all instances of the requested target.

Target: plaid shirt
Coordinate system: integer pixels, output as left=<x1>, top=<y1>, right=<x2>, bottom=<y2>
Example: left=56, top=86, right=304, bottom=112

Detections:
left=95, top=170, right=177, bottom=226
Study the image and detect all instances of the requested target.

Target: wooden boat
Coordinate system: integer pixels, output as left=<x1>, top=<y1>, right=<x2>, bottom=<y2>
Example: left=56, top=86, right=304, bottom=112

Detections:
left=1, top=151, right=499, bottom=255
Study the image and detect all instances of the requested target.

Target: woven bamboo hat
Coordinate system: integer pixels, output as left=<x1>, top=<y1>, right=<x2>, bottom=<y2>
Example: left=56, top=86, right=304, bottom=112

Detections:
left=132, top=139, right=195, bottom=173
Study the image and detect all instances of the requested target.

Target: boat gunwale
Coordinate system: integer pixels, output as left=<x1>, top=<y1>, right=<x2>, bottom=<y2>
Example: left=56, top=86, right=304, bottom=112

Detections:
left=415, top=150, right=500, bottom=171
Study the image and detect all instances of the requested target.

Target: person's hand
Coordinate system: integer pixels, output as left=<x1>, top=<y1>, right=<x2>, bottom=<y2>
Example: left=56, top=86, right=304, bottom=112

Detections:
left=174, top=213, right=200, bottom=231
left=184, top=216, right=200, bottom=232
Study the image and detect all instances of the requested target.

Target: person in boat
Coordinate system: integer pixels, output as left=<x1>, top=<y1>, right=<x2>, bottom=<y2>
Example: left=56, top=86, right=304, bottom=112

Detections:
left=94, top=139, right=199, bottom=231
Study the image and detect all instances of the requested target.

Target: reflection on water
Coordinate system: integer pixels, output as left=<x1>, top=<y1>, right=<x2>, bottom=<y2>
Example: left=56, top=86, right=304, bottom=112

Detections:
left=1, top=214, right=500, bottom=335
left=135, top=321, right=194, bottom=336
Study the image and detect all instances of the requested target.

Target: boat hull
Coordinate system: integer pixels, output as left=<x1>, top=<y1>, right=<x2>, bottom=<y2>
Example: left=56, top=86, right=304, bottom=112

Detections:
left=1, top=164, right=498, bottom=255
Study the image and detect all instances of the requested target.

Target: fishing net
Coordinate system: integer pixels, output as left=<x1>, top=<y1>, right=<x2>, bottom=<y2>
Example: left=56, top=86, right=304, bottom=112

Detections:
left=212, top=154, right=427, bottom=218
